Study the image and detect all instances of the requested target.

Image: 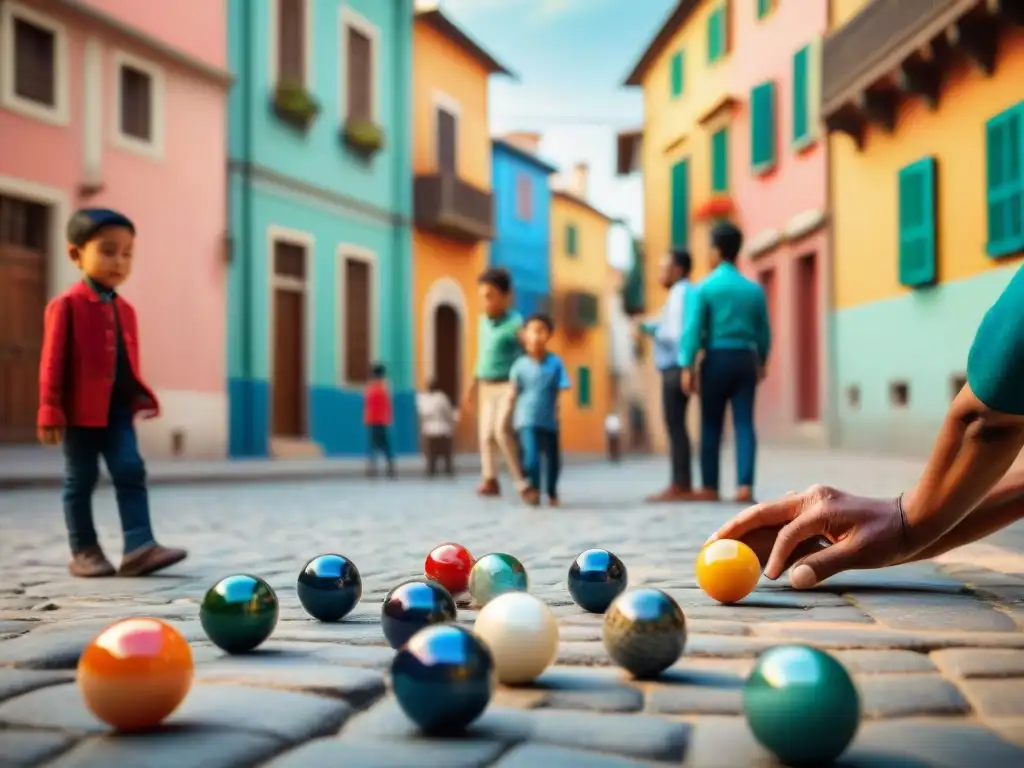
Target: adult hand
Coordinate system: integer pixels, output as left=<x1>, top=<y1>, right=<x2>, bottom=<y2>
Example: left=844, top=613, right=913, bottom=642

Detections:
left=38, top=426, right=62, bottom=446
left=706, top=485, right=912, bottom=589
left=680, top=368, right=695, bottom=395
left=757, top=364, right=767, bottom=383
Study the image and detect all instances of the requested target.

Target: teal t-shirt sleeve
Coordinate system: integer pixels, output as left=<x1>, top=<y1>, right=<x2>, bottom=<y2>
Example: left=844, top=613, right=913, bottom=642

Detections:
left=966, top=264, right=1024, bottom=415
left=678, top=287, right=706, bottom=368
left=557, top=358, right=571, bottom=389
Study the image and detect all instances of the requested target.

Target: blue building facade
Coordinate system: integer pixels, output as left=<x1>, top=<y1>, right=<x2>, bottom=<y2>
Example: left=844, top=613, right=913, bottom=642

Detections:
left=227, top=0, right=416, bottom=457
left=490, top=139, right=555, bottom=316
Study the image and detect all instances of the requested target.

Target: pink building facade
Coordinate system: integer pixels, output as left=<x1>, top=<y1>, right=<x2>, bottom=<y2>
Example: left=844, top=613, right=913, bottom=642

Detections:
left=724, top=0, right=831, bottom=445
left=0, top=0, right=230, bottom=457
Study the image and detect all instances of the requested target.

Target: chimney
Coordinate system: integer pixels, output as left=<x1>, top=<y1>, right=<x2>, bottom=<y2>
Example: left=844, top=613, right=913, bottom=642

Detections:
left=502, top=131, right=541, bottom=154
left=570, top=162, right=589, bottom=199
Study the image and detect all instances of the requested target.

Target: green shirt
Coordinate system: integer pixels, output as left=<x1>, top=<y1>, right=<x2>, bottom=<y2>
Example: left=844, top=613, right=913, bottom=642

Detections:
left=679, top=262, right=771, bottom=368
left=967, top=263, right=1024, bottom=415
left=475, top=311, right=523, bottom=380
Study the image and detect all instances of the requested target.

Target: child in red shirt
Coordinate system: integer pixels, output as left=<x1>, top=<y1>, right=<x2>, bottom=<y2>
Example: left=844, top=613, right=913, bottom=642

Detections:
left=364, top=363, right=396, bottom=478
left=38, top=208, right=187, bottom=578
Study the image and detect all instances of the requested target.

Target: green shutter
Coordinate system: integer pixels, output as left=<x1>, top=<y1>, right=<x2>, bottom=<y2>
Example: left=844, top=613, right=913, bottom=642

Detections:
left=751, top=81, right=776, bottom=172
left=707, top=6, right=722, bottom=63
left=985, top=102, right=1024, bottom=258
left=566, top=224, right=577, bottom=256
left=897, top=157, right=937, bottom=288
left=757, top=0, right=773, bottom=19
left=577, top=366, right=591, bottom=408
left=670, top=50, right=684, bottom=97
left=711, top=127, right=728, bottom=192
left=792, top=45, right=810, bottom=145
left=670, top=158, right=690, bottom=248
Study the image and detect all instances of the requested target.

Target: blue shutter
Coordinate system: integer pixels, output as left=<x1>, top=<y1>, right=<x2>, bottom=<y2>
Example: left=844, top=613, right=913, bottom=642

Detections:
left=751, top=81, right=776, bottom=172
left=897, top=157, right=937, bottom=288
left=986, top=102, right=1024, bottom=258
left=670, top=159, right=690, bottom=248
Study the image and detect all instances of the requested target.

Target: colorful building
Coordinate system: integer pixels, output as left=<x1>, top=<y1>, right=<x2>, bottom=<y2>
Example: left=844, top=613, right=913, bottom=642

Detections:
left=490, top=134, right=555, bottom=319
left=0, top=0, right=230, bottom=458
left=411, top=5, right=510, bottom=450
left=227, top=0, right=415, bottom=458
left=823, top=0, right=1024, bottom=454
left=548, top=165, right=612, bottom=452
left=618, top=0, right=831, bottom=449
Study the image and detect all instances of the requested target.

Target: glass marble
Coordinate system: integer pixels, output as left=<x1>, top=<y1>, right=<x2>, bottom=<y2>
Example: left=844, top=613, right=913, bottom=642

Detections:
left=744, top=645, right=861, bottom=766
left=297, top=554, right=362, bottom=622
left=602, top=588, right=686, bottom=678
left=424, top=543, right=474, bottom=595
left=567, top=548, right=628, bottom=613
left=391, top=624, right=495, bottom=733
left=468, top=553, right=528, bottom=607
left=78, top=618, right=193, bottom=731
left=381, top=578, right=457, bottom=649
left=199, top=574, right=279, bottom=654
left=695, top=539, right=761, bottom=604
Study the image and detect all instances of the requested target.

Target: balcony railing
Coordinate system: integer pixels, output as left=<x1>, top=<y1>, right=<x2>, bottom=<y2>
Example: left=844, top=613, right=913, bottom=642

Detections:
left=413, top=173, right=494, bottom=242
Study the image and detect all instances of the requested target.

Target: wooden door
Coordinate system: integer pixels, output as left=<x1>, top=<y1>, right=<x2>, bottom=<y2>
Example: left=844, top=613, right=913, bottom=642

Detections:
left=344, top=258, right=371, bottom=384
left=795, top=252, right=820, bottom=421
left=272, top=241, right=306, bottom=437
left=433, top=304, right=460, bottom=403
left=0, top=195, right=48, bottom=443
left=436, top=108, right=457, bottom=174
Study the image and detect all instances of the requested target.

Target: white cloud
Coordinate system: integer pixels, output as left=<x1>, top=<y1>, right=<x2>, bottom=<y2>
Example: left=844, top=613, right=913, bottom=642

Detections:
left=441, top=0, right=600, bottom=23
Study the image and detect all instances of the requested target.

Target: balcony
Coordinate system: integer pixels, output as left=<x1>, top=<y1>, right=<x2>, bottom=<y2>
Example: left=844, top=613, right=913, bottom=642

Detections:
left=559, top=291, right=601, bottom=334
left=413, top=173, right=494, bottom=242
left=822, top=0, right=1018, bottom=147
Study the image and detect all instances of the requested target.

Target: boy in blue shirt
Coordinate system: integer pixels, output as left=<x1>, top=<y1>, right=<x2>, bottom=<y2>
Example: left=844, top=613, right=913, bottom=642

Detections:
left=509, top=313, right=571, bottom=507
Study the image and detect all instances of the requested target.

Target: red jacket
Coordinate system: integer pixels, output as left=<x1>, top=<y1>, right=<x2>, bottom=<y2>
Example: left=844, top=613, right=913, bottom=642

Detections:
left=38, top=281, right=159, bottom=428
left=364, top=381, right=392, bottom=426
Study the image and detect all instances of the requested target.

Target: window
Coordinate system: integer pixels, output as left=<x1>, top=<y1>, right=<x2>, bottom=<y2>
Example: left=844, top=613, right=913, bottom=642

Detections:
left=846, top=385, right=860, bottom=409
left=756, top=0, right=774, bottom=19
left=792, top=44, right=812, bottom=147
left=515, top=173, right=532, bottom=220
left=706, top=2, right=729, bottom=64
left=670, top=158, right=690, bottom=248
left=436, top=106, right=457, bottom=173
left=342, top=255, right=374, bottom=385
left=985, top=101, right=1024, bottom=258
left=889, top=381, right=909, bottom=409
left=711, top=127, right=729, bottom=193
left=897, top=157, right=937, bottom=288
left=577, top=366, right=592, bottom=408
left=566, top=224, right=578, bottom=256
left=113, top=52, right=163, bottom=155
left=750, top=81, right=776, bottom=173
left=345, top=23, right=374, bottom=122
left=0, top=3, right=67, bottom=123
left=670, top=49, right=684, bottom=98
left=277, top=0, right=306, bottom=84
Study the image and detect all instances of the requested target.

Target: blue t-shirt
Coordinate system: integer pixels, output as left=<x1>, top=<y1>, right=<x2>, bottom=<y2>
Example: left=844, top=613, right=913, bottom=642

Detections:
left=510, top=352, right=571, bottom=431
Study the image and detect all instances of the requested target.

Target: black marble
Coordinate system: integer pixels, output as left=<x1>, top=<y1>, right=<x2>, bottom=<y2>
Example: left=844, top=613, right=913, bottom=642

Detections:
left=381, top=579, right=457, bottom=649
left=567, top=549, right=628, bottom=613
left=296, top=554, right=363, bottom=623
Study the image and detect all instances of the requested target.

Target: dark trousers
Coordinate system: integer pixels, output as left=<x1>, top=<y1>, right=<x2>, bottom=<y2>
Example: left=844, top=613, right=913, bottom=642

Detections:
left=519, top=427, right=561, bottom=497
left=660, top=367, right=692, bottom=489
left=700, top=349, right=759, bottom=490
left=424, top=435, right=454, bottom=477
left=62, top=404, right=154, bottom=555
left=367, top=425, right=395, bottom=475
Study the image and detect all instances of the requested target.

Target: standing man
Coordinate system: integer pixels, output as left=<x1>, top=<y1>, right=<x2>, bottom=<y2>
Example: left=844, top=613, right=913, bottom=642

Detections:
left=639, top=249, right=696, bottom=502
left=680, top=222, right=770, bottom=503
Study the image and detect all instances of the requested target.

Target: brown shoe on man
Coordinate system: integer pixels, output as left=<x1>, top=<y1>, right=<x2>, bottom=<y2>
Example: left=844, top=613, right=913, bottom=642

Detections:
left=734, top=486, right=755, bottom=504
left=682, top=488, right=721, bottom=502
left=476, top=478, right=501, bottom=497
left=69, top=546, right=116, bottom=578
left=118, top=544, right=188, bottom=577
left=645, top=485, right=693, bottom=503
left=520, top=486, right=540, bottom=506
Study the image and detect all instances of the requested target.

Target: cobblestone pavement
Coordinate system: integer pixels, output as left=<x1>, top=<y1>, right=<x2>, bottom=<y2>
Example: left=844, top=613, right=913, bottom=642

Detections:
left=1, top=451, right=1023, bottom=767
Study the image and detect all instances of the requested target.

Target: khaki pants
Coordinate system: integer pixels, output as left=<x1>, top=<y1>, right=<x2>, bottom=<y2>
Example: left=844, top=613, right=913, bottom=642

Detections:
left=478, top=381, right=525, bottom=488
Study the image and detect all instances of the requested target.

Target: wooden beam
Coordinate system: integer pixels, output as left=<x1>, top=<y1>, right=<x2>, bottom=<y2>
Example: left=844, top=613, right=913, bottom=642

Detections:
left=856, top=90, right=897, bottom=134
left=898, top=59, right=941, bottom=110
left=824, top=110, right=865, bottom=151
left=946, top=18, right=999, bottom=75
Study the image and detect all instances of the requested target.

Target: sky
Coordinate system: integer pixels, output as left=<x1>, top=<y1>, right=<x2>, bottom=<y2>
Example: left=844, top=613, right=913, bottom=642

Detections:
left=436, top=0, right=677, bottom=265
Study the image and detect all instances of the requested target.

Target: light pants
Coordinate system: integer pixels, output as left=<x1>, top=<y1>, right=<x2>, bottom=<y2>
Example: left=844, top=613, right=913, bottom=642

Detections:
left=477, top=381, right=525, bottom=489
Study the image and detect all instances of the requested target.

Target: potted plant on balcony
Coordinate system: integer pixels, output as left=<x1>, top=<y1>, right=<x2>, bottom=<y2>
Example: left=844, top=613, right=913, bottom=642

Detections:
left=341, top=117, right=385, bottom=159
left=272, top=79, right=320, bottom=132
left=694, top=195, right=735, bottom=223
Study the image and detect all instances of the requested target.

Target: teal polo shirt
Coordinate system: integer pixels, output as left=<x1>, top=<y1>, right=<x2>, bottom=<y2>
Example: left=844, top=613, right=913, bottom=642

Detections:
left=967, top=263, right=1024, bottom=415
left=475, top=311, right=523, bottom=381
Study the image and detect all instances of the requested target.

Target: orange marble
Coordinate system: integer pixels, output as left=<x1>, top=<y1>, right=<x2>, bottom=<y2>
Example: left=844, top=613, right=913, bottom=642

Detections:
left=695, top=539, right=761, bottom=604
left=78, top=617, right=193, bottom=731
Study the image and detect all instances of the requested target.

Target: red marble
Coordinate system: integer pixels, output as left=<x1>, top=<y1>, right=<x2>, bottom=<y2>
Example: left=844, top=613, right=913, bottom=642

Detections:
left=424, top=543, right=474, bottom=595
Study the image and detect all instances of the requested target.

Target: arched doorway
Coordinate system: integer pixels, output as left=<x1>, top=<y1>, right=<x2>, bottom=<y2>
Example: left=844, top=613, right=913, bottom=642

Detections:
left=433, top=303, right=460, bottom=405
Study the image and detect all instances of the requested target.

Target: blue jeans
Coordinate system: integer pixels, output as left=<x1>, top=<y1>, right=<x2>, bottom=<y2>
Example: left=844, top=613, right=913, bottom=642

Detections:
left=519, top=427, right=561, bottom=497
left=700, top=349, right=758, bottom=490
left=62, top=405, right=155, bottom=554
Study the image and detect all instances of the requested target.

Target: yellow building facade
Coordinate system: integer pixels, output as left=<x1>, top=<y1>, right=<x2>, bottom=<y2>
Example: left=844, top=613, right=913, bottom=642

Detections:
left=824, top=0, right=1024, bottom=453
left=411, top=7, right=510, bottom=449
left=548, top=184, right=612, bottom=453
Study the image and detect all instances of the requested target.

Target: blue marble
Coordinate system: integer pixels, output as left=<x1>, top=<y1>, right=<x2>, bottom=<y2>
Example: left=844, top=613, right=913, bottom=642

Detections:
left=602, top=588, right=686, bottom=678
left=381, top=579, right=457, bottom=649
left=567, top=549, right=628, bottom=613
left=468, top=553, right=528, bottom=607
left=296, top=554, right=362, bottom=623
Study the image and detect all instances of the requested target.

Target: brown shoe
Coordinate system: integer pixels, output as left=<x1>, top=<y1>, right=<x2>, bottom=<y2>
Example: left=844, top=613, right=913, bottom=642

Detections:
left=521, top=486, right=540, bottom=506
left=681, top=488, right=720, bottom=502
left=547, top=496, right=560, bottom=507
left=118, top=544, right=188, bottom=577
left=645, top=485, right=693, bottom=503
left=476, top=478, right=501, bottom=497
left=734, top=486, right=755, bottom=504
left=69, top=546, right=116, bottom=578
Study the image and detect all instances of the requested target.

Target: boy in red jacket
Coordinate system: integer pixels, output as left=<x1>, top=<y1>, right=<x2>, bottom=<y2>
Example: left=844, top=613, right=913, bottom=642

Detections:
left=38, top=208, right=187, bottom=578
left=364, top=363, right=396, bottom=478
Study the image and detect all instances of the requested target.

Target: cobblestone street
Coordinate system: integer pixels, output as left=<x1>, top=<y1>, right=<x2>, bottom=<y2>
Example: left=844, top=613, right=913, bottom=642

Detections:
left=1, top=451, right=1023, bottom=766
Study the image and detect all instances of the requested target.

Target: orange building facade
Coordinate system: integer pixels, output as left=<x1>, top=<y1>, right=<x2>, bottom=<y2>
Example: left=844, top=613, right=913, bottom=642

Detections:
left=411, top=7, right=510, bottom=449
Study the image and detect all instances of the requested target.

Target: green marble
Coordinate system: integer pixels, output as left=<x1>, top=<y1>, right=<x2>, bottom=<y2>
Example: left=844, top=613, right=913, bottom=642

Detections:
left=200, top=574, right=279, bottom=654
left=744, top=645, right=861, bottom=766
left=467, top=553, right=528, bottom=606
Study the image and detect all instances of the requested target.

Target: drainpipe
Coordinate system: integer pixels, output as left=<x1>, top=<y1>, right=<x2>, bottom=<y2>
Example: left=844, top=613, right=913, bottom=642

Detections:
left=240, top=0, right=255, bottom=454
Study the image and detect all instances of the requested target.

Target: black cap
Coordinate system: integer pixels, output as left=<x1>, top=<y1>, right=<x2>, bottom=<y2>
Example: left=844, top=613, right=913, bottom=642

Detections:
left=66, top=208, right=135, bottom=247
